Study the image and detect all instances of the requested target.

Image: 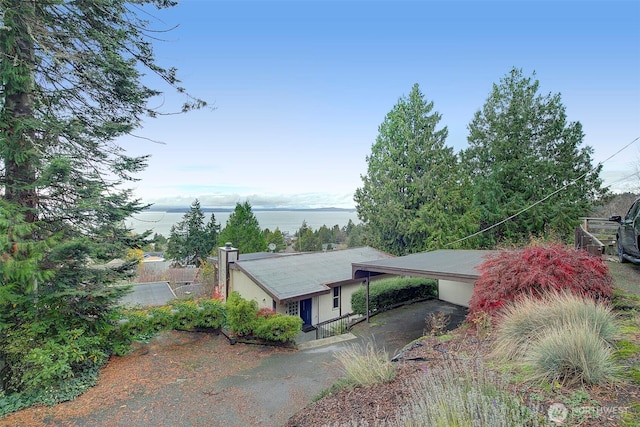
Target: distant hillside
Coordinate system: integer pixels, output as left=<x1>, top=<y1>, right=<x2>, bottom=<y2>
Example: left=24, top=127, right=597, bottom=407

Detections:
left=145, top=206, right=357, bottom=214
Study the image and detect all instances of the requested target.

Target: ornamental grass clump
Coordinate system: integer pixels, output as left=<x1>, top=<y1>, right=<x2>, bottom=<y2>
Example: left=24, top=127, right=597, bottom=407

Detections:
left=525, top=323, right=619, bottom=386
left=334, top=340, right=396, bottom=387
left=396, top=358, right=539, bottom=426
left=493, top=292, right=620, bottom=386
left=493, top=291, right=619, bottom=362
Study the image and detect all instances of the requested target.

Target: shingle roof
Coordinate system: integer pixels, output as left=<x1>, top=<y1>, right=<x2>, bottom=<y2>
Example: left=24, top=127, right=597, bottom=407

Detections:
left=119, top=281, right=176, bottom=307
left=352, top=249, right=498, bottom=283
left=234, top=247, right=392, bottom=302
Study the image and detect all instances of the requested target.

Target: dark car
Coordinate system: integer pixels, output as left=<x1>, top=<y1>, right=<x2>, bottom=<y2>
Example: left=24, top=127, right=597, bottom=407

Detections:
left=609, top=197, right=640, bottom=264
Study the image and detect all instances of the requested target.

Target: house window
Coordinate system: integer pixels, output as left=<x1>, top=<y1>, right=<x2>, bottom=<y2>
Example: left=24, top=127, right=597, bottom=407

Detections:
left=333, top=286, right=341, bottom=309
left=286, top=301, right=299, bottom=316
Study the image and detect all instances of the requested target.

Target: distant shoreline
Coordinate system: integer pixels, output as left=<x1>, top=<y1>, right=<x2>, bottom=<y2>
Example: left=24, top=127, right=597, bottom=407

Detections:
left=143, top=206, right=357, bottom=214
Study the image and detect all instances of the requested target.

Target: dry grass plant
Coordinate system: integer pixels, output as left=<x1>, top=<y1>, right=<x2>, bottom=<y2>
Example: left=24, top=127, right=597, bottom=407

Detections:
left=424, top=311, right=450, bottom=336
left=493, top=291, right=618, bottom=361
left=334, top=339, right=396, bottom=388
left=525, top=322, right=619, bottom=386
left=493, top=291, right=620, bottom=386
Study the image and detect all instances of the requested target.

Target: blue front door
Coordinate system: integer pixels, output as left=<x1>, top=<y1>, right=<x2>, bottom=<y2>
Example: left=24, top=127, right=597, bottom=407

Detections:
left=300, top=298, right=312, bottom=327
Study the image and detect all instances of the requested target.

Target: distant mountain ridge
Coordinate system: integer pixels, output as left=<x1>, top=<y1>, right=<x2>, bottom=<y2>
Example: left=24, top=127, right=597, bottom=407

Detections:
left=144, top=206, right=357, bottom=214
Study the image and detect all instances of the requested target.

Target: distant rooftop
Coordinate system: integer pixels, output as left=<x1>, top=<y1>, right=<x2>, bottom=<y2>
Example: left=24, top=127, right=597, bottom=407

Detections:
left=119, top=281, right=176, bottom=307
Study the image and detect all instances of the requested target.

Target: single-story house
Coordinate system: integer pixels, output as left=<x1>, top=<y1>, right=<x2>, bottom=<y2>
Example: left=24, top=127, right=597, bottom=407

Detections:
left=213, top=244, right=392, bottom=329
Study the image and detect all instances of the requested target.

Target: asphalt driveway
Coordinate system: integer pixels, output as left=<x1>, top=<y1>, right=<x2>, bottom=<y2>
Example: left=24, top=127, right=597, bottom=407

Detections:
left=195, top=299, right=467, bottom=426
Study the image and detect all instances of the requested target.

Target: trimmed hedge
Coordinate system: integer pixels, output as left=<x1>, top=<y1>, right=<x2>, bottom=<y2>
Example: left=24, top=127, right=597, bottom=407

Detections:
left=351, top=277, right=438, bottom=315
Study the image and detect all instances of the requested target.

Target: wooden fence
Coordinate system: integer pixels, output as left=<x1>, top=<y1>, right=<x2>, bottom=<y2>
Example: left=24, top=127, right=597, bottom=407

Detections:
left=575, top=217, right=618, bottom=256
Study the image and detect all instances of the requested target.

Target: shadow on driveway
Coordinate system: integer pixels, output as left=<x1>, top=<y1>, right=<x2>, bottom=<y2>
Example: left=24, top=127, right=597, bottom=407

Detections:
left=208, top=299, right=468, bottom=426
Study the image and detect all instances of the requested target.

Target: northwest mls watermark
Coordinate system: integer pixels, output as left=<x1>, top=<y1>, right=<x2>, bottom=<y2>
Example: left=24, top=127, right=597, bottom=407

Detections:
left=547, top=402, right=629, bottom=424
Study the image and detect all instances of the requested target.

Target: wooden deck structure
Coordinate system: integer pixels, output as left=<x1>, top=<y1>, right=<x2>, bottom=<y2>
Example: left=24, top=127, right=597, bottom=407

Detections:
left=575, top=217, right=618, bottom=256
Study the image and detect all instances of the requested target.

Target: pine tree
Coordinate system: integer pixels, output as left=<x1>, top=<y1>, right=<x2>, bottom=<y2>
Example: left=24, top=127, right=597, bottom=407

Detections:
left=462, top=68, right=607, bottom=246
left=354, top=83, right=477, bottom=255
left=0, top=0, right=204, bottom=397
left=218, top=202, right=266, bottom=253
left=166, top=200, right=219, bottom=266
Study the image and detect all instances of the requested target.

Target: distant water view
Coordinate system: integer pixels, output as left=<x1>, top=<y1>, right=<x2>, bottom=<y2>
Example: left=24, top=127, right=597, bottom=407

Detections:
left=127, top=209, right=361, bottom=237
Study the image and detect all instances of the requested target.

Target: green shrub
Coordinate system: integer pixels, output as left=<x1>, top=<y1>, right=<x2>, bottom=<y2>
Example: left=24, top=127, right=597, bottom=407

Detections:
left=197, top=299, right=225, bottom=329
left=116, top=310, right=152, bottom=340
left=351, top=277, right=437, bottom=315
left=254, top=313, right=303, bottom=342
left=225, top=292, right=259, bottom=336
left=334, top=340, right=396, bottom=387
left=147, top=306, right=174, bottom=331
left=171, top=300, right=200, bottom=330
left=396, top=358, right=539, bottom=426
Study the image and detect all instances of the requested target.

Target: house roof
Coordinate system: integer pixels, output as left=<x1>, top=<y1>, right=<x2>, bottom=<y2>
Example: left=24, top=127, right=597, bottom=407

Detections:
left=352, top=249, right=497, bottom=283
left=119, top=281, right=176, bottom=307
left=208, top=252, right=281, bottom=264
left=234, top=246, right=393, bottom=303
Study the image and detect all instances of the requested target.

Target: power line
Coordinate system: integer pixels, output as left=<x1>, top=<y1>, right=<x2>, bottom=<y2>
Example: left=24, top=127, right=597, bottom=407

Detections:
left=445, top=136, right=640, bottom=247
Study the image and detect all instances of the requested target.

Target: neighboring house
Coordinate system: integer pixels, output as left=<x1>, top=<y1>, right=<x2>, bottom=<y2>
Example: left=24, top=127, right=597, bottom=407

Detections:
left=212, top=245, right=392, bottom=329
left=143, top=251, right=165, bottom=262
left=119, top=281, right=176, bottom=307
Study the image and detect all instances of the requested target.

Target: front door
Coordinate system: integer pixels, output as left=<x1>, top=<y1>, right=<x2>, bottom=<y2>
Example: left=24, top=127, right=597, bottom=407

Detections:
left=300, top=298, right=312, bottom=327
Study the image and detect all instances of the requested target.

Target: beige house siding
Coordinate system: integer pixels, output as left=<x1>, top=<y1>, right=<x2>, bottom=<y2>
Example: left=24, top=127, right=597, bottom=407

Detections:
left=438, top=279, right=474, bottom=307
left=340, top=281, right=363, bottom=314
left=230, top=269, right=274, bottom=309
left=317, top=292, right=336, bottom=323
left=231, top=267, right=365, bottom=324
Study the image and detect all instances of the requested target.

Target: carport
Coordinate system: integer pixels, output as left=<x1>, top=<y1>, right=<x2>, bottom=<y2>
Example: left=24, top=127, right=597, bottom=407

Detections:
left=352, top=249, right=497, bottom=322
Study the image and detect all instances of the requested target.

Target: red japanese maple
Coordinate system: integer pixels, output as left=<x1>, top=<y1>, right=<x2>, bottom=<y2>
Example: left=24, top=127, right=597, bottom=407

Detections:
left=467, top=244, right=613, bottom=320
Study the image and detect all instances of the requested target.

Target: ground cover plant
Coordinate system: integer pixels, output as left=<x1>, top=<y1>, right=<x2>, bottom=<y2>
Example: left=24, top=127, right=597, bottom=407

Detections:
left=397, top=358, right=541, bottom=426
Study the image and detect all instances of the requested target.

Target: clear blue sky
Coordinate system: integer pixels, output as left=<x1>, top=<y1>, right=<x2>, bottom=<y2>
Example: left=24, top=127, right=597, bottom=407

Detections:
left=120, top=0, right=640, bottom=209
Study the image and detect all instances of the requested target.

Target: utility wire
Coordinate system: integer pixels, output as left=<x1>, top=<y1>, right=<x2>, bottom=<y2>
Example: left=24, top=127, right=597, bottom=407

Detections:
left=445, top=136, right=640, bottom=247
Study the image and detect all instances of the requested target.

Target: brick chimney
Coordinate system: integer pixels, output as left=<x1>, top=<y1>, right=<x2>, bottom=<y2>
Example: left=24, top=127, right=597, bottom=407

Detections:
left=217, top=242, right=238, bottom=301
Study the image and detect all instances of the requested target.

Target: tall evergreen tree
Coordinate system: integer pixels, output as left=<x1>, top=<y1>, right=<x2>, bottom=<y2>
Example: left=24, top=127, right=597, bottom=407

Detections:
left=263, top=227, right=286, bottom=252
left=294, top=221, right=321, bottom=252
left=0, top=0, right=204, bottom=397
left=218, top=202, right=266, bottom=253
left=462, top=68, right=606, bottom=246
left=354, top=83, right=477, bottom=255
left=166, top=200, right=219, bottom=266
